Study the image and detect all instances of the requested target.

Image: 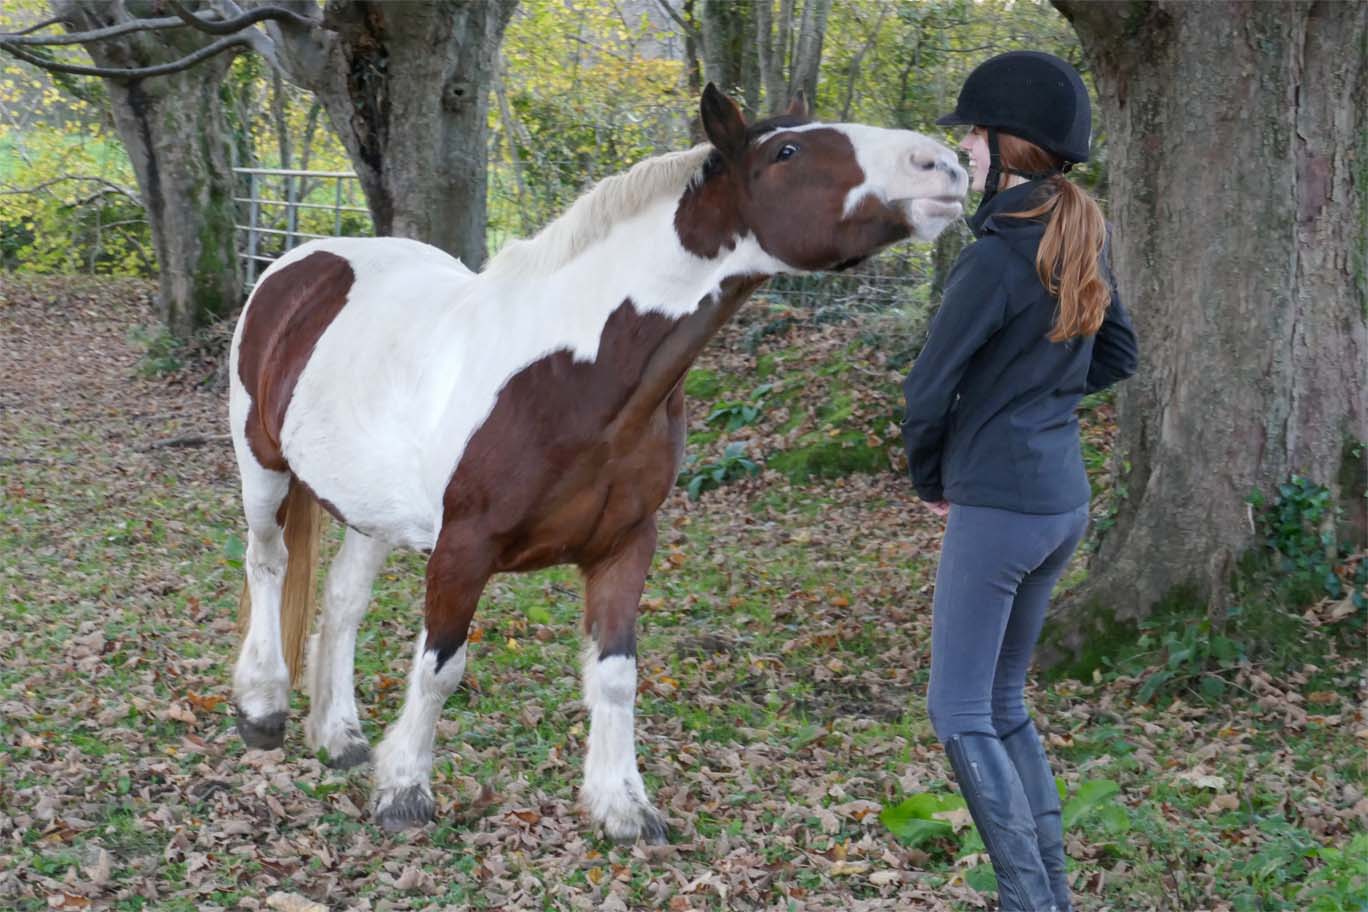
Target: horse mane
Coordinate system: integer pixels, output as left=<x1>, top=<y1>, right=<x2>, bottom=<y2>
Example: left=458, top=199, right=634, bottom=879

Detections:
left=484, top=144, right=716, bottom=279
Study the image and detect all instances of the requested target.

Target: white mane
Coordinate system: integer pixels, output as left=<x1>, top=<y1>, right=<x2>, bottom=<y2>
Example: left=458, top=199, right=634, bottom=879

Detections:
left=483, top=144, right=715, bottom=280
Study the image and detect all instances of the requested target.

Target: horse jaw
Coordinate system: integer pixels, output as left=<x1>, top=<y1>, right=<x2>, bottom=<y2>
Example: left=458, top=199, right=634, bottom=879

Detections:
left=904, top=196, right=965, bottom=242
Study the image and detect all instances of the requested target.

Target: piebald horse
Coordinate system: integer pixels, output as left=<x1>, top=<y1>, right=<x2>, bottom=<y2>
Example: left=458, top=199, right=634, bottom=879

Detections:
left=228, top=85, right=965, bottom=840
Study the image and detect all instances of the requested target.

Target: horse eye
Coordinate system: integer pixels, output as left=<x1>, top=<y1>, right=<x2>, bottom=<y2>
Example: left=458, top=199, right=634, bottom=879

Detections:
left=775, top=143, right=798, bottom=162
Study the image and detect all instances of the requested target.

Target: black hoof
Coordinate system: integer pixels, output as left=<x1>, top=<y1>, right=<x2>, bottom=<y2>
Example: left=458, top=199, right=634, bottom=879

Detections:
left=638, top=811, right=669, bottom=846
left=235, top=707, right=286, bottom=750
left=324, top=740, right=371, bottom=770
left=374, top=786, right=435, bottom=832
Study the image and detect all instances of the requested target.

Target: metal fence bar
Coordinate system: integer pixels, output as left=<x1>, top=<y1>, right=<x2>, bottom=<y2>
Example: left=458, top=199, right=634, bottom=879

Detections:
left=234, top=167, right=371, bottom=292
left=246, top=172, right=259, bottom=289
left=233, top=197, right=370, bottom=214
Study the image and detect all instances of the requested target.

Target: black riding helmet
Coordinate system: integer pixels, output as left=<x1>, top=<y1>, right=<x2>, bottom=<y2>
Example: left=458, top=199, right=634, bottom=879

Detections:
left=937, top=51, right=1091, bottom=203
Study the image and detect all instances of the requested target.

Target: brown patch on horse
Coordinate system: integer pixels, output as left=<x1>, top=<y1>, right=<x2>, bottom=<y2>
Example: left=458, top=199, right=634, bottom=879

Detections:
left=237, top=251, right=354, bottom=472
left=742, top=128, right=902, bottom=270
left=427, top=277, right=768, bottom=663
left=677, top=126, right=896, bottom=272
left=675, top=156, right=743, bottom=258
left=441, top=299, right=682, bottom=567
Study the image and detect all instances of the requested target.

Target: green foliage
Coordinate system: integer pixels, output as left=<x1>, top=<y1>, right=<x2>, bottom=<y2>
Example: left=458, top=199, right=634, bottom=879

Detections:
left=1295, top=833, right=1368, bottom=912
left=706, top=383, right=775, bottom=432
left=1249, top=475, right=1359, bottom=603
left=878, top=791, right=961, bottom=848
left=677, top=442, right=759, bottom=500
left=882, top=777, right=1126, bottom=856
left=128, top=324, right=182, bottom=377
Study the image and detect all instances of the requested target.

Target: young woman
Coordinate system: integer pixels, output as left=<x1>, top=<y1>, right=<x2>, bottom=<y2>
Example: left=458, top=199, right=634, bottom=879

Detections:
left=901, top=51, right=1139, bottom=911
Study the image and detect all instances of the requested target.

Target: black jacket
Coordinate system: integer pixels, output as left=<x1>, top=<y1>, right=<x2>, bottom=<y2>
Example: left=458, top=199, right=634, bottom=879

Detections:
left=901, top=181, right=1139, bottom=514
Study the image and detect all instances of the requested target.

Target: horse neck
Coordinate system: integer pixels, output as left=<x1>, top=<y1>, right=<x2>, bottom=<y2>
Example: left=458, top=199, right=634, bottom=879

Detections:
left=479, top=176, right=787, bottom=441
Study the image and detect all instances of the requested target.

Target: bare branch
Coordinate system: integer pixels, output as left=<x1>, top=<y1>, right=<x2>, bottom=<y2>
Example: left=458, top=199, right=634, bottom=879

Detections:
left=142, top=433, right=230, bottom=450
left=653, top=0, right=700, bottom=40
left=1, top=34, right=250, bottom=80
left=164, top=0, right=313, bottom=36
left=1, top=175, right=141, bottom=205
left=0, top=16, right=194, bottom=46
left=9, top=15, right=65, bottom=37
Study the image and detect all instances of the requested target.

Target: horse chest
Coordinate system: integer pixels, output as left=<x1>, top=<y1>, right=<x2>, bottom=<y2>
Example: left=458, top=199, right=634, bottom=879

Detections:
left=446, top=386, right=686, bottom=573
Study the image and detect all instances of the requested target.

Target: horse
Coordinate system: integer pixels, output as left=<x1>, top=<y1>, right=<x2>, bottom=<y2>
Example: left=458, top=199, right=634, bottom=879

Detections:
left=228, top=84, right=966, bottom=841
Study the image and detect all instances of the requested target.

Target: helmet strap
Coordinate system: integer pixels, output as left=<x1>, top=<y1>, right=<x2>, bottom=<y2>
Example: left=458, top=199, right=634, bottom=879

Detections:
left=982, top=127, right=1004, bottom=203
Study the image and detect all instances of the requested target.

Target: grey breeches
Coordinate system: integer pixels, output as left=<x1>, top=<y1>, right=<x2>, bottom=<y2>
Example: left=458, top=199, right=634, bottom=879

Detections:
left=926, top=502, right=1088, bottom=742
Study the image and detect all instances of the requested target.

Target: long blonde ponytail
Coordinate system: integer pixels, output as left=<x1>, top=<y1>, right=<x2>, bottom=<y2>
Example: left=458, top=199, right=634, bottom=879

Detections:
left=996, top=132, right=1109, bottom=342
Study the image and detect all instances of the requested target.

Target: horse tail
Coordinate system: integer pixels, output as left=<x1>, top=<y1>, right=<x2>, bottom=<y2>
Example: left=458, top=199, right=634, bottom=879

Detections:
left=236, top=479, right=324, bottom=686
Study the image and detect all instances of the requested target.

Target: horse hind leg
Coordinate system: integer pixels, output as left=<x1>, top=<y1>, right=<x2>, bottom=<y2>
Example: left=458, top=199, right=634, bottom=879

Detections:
left=232, top=464, right=294, bottom=749
left=304, top=528, right=391, bottom=769
left=580, top=520, right=668, bottom=844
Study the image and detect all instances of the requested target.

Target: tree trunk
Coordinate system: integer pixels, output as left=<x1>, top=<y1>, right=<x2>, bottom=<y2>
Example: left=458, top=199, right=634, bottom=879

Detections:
left=788, top=0, right=831, bottom=106
left=754, top=0, right=785, bottom=114
left=270, top=0, right=517, bottom=270
left=56, top=1, right=241, bottom=338
left=700, top=0, right=746, bottom=100
left=1045, top=0, right=1367, bottom=668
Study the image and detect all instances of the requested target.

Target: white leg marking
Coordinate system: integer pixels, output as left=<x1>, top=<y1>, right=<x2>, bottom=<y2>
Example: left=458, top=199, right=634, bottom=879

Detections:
left=304, top=529, right=390, bottom=763
left=581, top=642, right=664, bottom=841
left=372, top=631, right=467, bottom=820
left=233, top=527, right=290, bottom=721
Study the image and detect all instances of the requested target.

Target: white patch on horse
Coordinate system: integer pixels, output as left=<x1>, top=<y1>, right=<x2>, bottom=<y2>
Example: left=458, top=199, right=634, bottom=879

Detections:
left=304, top=528, right=391, bottom=763
left=580, top=642, right=662, bottom=840
left=778, top=122, right=966, bottom=229
left=263, top=149, right=793, bottom=551
left=373, top=632, right=467, bottom=815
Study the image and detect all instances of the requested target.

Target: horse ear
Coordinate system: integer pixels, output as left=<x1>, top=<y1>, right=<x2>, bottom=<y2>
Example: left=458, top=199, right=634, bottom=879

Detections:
left=701, top=83, right=748, bottom=162
left=785, top=90, right=809, bottom=120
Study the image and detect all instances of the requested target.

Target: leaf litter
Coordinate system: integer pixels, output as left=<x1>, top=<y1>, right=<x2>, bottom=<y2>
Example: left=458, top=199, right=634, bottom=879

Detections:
left=1, top=276, right=1363, bottom=911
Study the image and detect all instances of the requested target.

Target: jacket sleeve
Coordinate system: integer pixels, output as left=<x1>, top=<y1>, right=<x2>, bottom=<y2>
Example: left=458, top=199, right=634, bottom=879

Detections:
left=1086, top=236, right=1139, bottom=393
left=900, top=243, right=1008, bottom=502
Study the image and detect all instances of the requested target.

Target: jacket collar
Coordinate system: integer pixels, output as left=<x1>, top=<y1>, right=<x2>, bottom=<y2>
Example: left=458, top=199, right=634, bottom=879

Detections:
left=967, top=179, right=1052, bottom=237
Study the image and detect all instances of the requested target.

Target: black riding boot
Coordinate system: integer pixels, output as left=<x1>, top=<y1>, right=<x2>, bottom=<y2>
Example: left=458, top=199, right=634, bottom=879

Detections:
left=1001, top=721, right=1072, bottom=911
left=945, top=732, right=1059, bottom=912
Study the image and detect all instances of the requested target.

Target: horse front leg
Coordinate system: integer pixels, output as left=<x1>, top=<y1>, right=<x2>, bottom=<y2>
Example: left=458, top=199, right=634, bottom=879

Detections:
left=372, top=527, right=489, bottom=832
left=580, top=519, right=667, bottom=844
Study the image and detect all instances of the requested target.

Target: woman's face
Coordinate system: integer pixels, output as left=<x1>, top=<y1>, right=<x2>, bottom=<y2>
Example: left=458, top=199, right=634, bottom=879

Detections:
left=959, top=127, right=990, bottom=192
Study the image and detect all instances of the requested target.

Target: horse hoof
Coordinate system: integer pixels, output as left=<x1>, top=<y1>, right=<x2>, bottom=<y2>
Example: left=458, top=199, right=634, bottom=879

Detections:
left=374, top=785, right=435, bottom=832
left=637, top=810, right=669, bottom=846
left=604, top=807, right=669, bottom=845
left=324, top=740, right=372, bottom=770
left=235, top=707, right=286, bottom=750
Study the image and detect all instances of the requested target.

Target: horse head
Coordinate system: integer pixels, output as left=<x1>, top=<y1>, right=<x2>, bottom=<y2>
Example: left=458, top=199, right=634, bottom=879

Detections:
left=677, top=84, right=966, bottom=272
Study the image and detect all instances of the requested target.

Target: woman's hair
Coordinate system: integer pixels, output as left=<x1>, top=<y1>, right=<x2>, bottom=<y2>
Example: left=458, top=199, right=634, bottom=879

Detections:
left=993, top=130, right=1110, bottom=342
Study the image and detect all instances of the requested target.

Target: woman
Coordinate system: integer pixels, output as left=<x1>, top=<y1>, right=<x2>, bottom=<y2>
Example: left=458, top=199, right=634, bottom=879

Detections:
left=901, top=51, right=1139, bottom=912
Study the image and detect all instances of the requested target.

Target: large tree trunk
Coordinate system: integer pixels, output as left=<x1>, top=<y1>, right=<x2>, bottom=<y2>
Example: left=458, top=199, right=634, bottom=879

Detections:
left=57, top=1, right=241, bottom=338
left=788, top=0, right=831, bottom=105
left=1045, top=1, right=1367, bottom=668
left=270, top=0, right=517, bottom=270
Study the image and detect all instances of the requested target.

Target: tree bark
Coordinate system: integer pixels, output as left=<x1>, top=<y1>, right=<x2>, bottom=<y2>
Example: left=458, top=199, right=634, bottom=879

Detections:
left=1045, top=0, right=1367, bottom=667
left=54, top=1, right=241, bottom=338
left=267, top=0, right=517, bottom=270
left=788, top=0, right=831, bottom=106
left=754, top=0, right=784, bottom=114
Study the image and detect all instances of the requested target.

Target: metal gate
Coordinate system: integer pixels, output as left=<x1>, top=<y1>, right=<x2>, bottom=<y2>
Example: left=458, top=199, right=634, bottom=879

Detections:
left=233, top=167, right=372, bottom=290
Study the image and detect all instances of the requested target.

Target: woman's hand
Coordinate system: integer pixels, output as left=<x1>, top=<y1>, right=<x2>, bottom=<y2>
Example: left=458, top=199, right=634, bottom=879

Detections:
left=924, top=500, right=950, bottom=518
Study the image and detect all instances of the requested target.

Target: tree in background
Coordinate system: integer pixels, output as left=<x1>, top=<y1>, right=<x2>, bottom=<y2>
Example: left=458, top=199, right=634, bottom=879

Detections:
left=657, top=0, right=832, bottom=117
left=2, top=1, right=244, bottom=337
left=1, top=0, right=517, bottom=336
left=1046, top=0, right=1367, bottom=665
